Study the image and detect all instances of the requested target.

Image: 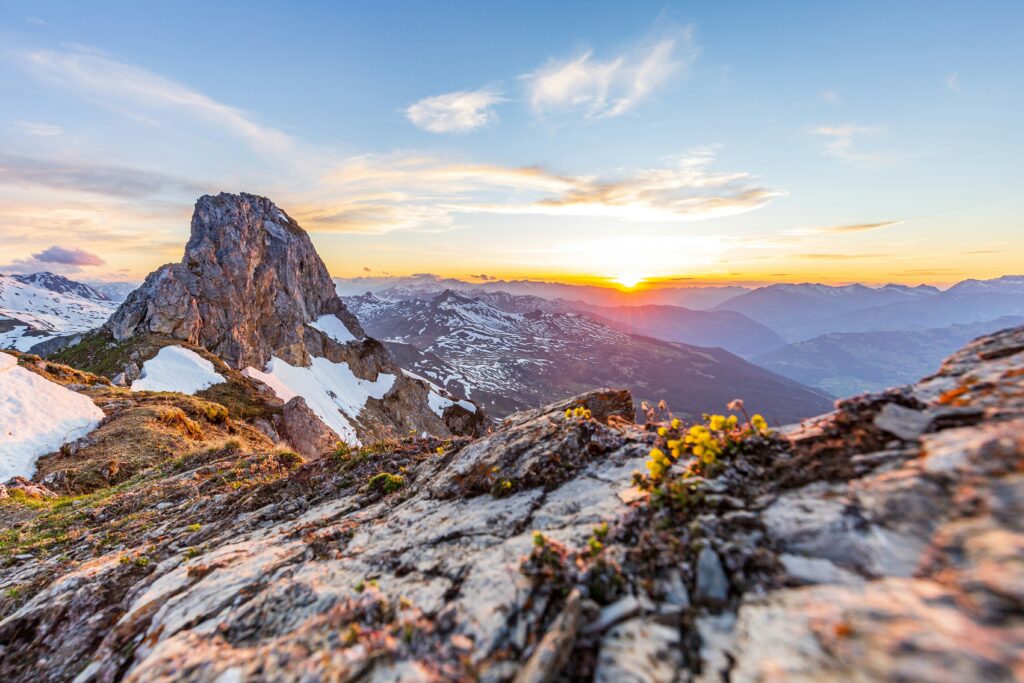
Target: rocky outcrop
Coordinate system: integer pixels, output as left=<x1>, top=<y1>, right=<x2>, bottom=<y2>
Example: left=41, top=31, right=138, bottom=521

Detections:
left=97, top=192, right=480, bottom=442
left=105, top=193, right=364, bottom=370
left=1, top=326, right=1023, bottom=681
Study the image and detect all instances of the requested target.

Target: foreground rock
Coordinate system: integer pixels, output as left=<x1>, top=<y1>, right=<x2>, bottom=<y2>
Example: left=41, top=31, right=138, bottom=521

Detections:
left=2, top=326, right=1023, bottom=681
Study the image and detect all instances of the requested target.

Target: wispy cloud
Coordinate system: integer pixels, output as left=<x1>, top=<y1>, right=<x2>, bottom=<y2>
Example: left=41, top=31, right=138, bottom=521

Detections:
left=406, top=88, right=503, bottom=133
left=307, top=146, right=780, bottom=232
left=822, top=220, right=902, bottom=234
left=812, top=124, right=906, bottom=166
left=14, top=46, right=295, bottom=155
left=14, top=120, right=62, bottom=136
left=523, top=24, right=698, bottom=118
left=0, top=153, right=208, bottom=199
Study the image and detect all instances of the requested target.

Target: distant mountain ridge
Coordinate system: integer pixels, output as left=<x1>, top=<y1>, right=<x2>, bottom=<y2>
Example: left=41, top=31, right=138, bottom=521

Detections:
left=9, top=272, right=109, bottom=301
left=713, top=277, right=1024, bottom=341
left=344, top=289, right=833, bottom=422
left=755, top=316, right=1024, bottom=395
left=565, top=301, right=788, bottom=357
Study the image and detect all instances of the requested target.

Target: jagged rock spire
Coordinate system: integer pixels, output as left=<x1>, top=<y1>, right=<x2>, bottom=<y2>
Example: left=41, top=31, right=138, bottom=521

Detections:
left=106, top=192, right=364, bottom=370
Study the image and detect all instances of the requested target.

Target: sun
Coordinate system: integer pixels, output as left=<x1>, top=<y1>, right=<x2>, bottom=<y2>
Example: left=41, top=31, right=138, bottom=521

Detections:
left=613, top=273, right=645, bottom=289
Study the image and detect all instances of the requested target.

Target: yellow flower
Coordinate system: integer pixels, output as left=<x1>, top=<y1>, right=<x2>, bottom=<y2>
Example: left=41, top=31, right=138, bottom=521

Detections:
left=657, top=427, right=667, bottom=437
left=646, top=447, right=671, bottom=480
left=752, top=414, right=768, bottom=434
left=671, top=418, right=681, bottom=430
left=436, top=446, right=444, bottom=455
left=564, top=408, right=572, bottom=419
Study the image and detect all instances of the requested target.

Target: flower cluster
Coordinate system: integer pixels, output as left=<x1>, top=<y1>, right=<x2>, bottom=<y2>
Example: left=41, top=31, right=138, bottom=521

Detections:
left=641, top=404, right=772, bottom=486
left=564, top=405, right=593, bottom=420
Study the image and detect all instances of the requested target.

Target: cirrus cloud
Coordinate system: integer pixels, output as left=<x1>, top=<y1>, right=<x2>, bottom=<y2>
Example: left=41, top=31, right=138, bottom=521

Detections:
left=523, top=24, right=698, bottom=118
left=301, top=146, right=781, bottom=233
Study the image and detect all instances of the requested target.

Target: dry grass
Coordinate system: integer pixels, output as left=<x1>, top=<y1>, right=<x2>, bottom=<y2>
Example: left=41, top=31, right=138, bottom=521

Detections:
left=158, top=407, right=205, bottom=439
left=33, top=390, right=276, bottom=495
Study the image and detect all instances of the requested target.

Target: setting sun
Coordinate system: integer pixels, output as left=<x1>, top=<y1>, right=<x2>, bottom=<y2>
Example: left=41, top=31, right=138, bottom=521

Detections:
left=613, top=273, right=645, bottom=288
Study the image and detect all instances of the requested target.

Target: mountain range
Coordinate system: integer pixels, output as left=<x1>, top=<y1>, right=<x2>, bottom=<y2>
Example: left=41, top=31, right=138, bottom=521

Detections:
left=755, top=316, right=1024, bottom=395
left=344, top=290, right=833, bottom=422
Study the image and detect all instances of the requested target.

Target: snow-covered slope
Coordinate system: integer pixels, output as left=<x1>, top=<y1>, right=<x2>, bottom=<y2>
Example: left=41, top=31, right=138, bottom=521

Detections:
left=0, top=352, right=105, bottom=480
left=0, top=275, right=117, bottom=351
left=131, top=346, right=226, bottom=394
left=11, top=272, right=108, bottom=301
left=244, top=357, right=395, bottom=444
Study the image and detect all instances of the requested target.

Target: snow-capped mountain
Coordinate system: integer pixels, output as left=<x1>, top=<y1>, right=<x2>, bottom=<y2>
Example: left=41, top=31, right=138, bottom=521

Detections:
left=945, top=275, right=1024, bottom=295
left=10, top=272, right=109, bottom=301
left=0, top=275, right=118, bottom=351
left=344, top=290, right=833, bottom=422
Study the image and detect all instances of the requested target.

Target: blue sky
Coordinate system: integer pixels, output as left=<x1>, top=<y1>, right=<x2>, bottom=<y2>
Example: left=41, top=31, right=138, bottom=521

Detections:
left=1, top=1, right=1022, bottom=287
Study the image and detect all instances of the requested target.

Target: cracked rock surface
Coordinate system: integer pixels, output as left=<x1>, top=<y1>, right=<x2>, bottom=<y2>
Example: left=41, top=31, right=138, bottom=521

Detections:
left=2, top=326, right=1023, bottom=681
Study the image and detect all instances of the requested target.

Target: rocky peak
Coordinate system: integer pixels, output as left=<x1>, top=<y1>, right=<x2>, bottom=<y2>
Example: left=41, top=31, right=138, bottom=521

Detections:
left=101, top=192, right=481, bottom=445
left=106, top=192, right=364, bottom=370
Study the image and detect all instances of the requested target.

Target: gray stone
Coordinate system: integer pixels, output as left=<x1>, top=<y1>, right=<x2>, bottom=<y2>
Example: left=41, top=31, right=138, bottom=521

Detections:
left=694, top=547, right=729, bottom=606
left=873, top=402, right=933, bottom=441
left=594, top=617, right=683, bottom=683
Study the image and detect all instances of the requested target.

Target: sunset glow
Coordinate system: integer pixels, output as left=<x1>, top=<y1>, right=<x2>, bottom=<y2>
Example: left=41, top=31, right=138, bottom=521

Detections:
left=0, top=3, right=1020, bottom=288
left=613, top=273, right=646, bottom=289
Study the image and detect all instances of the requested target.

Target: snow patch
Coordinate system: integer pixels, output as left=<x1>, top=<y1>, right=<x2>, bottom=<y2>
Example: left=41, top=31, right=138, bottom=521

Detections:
left=308, top=314, right=358, bottom=344
left=426, top=390, right=476, bottom=417
left=132, top=346, right=226, bottom=394
left=0, top=352, right=105, bottom=480
left=244, top=356, right=395, bottom=444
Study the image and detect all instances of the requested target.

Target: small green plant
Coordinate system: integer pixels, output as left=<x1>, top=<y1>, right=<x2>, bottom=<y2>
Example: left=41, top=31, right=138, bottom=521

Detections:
left=275, top=450, right=305, bottom=469
left=186, top=523, right=201, bottom=533
left=134, top=556, right=150, bottom=568
left=367, top=472, right=405, bottom=494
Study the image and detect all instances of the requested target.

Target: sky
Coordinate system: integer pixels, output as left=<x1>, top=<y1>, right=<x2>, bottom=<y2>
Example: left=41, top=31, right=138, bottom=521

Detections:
left=1, top=1, right=1022, bottom=289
